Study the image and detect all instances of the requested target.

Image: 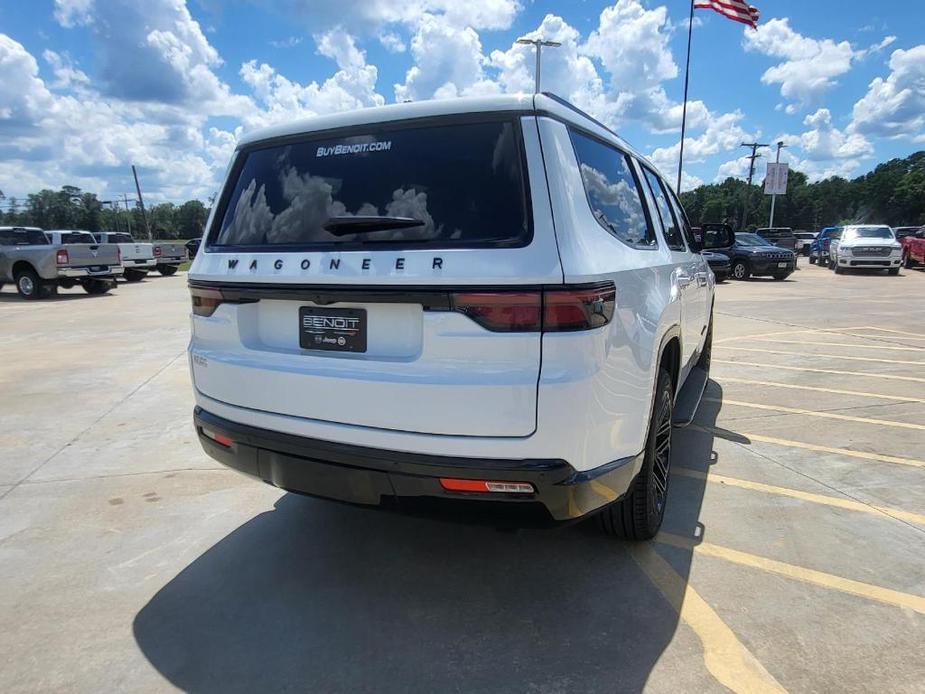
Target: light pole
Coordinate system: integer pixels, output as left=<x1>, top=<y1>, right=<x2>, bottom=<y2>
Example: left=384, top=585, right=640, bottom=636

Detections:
left=516, top=38, right=561, bottom=94
left=768, top=141, right=786, bottom=229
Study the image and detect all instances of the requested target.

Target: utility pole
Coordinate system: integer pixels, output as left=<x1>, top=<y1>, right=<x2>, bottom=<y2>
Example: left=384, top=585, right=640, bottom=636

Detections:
left=121, top=193, right=133, bottom=236
left=515, top=37, right=562, bottom=94
left=740, top=141, right=768, bottom=228
left=132, top=165, right=151, bottom=241
left=768, top=141, right=786, bottom=228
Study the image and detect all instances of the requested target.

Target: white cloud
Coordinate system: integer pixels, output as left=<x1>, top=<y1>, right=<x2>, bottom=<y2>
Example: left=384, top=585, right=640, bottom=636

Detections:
left=379, top=31, right=406, bottom=53
left=282, top=0, right=520, bottom=32
left=242, top=32, right=385, bottom=130
left=849, top=45, right=925, bottom=141
left=395, top=14, right=492, bottom=101
left=42, top=50, right=90, bottom=91
left=744, top=18, right=860, bottom=109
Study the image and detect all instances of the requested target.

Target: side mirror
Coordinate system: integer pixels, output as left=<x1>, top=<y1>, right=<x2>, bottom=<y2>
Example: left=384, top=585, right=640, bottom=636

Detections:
left=702, top=225, right=736, bottom=250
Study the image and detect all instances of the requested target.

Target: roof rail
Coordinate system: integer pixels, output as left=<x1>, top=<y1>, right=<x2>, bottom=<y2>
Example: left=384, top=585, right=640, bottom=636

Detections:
left=540, top=92, right=621, bottom=141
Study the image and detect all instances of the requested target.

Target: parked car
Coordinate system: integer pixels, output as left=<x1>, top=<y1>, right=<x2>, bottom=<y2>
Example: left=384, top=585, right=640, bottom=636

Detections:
left=152, top=241, right=187, bottom=275
left=712, top=232, right=796, bottom=280
left=185, top=238, right=201, bottom=259
left=809, top=227, right=841, bottom=266
left=188, top=93, right=735, bottom=540
left=793, top=230, right=817, bottom=256
left=755, top=227, right=797, bottom=251
left=701, top=250, right=731, bottom=282
left=897, top=226, right=925, bottom=268
left=0, top=227, right=121, bottom=298
left=829, top=225, right=903, bottom=275
left=93, top=231, right=155, bottom=282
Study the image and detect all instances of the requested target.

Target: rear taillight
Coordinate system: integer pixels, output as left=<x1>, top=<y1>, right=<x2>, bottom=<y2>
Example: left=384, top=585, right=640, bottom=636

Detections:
left=190, top=286, right=225, bottom=317
left=449, top=282, right=615, bottom=333
left=56, top=249, right=68, bottom=265
left=451, top=292, right=541, bottom=332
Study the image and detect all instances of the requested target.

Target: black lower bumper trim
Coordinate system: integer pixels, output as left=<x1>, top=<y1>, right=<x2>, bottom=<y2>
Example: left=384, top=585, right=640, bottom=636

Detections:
left=194, top=407, right=643, bottom=525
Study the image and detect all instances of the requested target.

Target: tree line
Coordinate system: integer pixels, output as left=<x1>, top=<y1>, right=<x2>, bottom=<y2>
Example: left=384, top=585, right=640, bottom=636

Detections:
left=0, top=186, right=210, bottom=240
left=680, top=150, right=924, bottom=230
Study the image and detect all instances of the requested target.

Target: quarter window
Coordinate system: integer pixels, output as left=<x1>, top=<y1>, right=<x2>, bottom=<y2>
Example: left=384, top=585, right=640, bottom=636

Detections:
left=570, top=130, right=654, bottom=247
left=642, top=168, right=685, bottom=251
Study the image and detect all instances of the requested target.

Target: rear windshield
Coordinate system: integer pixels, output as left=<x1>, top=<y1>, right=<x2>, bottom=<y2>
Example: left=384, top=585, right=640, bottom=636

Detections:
left=0, top=229, right=48, bottom=245
left=103, top=233, right=134, bottom=244
left=211, top=118, right=531, bottom=250
left=845, top=226, right=893, bottom=239
left=758, top=228, right=794, bottom=238
left=60, top=232, right=97, bottom=244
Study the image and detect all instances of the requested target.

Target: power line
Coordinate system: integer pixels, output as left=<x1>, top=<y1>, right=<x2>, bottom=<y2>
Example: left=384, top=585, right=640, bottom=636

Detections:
left=740, top=141, right=768, bottom=227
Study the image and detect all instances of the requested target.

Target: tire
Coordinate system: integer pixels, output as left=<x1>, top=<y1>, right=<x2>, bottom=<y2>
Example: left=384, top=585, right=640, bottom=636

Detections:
left=157, top=264, right=178, bottom=276
left=81, top=279, right=112, bottom=295
left=834, top=262, right=844, bottom=274
left=38, top=281, right=58, bottom=298
left=731, top=260, right=750, bottom=280
left=888, top=267, right=900, bottom=276
left=14, top=267, right=41, bottom=300
left=58, top=279, right=76, bottom=289
left=809, top=255, right=816, bottom=265
left=597, top=366, right=674, bottom=541
left=903, top=253, right=913, bottom=269
left=123, top=269, right=147, bottom=282
left=772, top=273, right=789, bottom=280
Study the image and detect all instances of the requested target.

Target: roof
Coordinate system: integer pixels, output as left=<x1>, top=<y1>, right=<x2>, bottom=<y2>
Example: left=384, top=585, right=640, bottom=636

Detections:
left=235, top=93, right=647, bottom=165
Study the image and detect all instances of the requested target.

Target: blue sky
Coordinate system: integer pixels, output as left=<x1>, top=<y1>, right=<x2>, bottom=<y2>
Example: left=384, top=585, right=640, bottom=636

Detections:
left=1, top=0, right=923, bottom=204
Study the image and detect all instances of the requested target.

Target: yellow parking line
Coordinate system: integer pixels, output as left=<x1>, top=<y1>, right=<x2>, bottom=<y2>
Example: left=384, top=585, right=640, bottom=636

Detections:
left=692, top=425, right=925, bottom=468
left=713, top=360, right=925, bottom=384
left=748, top=338, right=925, bottom=352
left=707, top=398, right=925, bottom=432
left=673, top=468, right=925, bottom=526
left=658, top=533, right=925, bottom=616
left=717, top=377, right=925, bottom=404
left=627, top=544, right=787, bottom=693
left=715, top=346, right=925, bottom=366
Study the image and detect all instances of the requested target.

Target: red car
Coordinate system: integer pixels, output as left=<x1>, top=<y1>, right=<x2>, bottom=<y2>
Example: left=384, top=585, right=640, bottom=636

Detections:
left=897, top=226, right=925, bottom=268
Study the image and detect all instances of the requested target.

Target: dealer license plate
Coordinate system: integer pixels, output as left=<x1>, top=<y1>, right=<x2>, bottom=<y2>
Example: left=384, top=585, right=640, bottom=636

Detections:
left=299, top=307, right=367, bottom=353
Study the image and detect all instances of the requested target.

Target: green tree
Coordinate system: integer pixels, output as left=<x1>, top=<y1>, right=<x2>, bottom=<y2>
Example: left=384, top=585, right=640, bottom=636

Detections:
left=175, top=199, right=209, bottom=238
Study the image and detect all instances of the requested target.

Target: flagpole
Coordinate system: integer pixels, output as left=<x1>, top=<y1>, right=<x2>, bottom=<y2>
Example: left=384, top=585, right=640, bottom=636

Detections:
left=676, top=0, right=695, bottom=194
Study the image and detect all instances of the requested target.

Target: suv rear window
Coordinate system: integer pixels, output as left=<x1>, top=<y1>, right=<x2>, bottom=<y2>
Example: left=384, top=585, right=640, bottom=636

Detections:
left=211, top=118, right=531, bottom=250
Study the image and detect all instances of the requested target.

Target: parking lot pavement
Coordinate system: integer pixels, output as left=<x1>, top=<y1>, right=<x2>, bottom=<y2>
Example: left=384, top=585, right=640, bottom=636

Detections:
left=1, top=263, right=924, bottom=693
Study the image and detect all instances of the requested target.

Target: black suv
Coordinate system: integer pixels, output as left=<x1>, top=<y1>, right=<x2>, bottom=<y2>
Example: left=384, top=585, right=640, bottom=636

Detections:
left=708, top=228, right=796, bottom=280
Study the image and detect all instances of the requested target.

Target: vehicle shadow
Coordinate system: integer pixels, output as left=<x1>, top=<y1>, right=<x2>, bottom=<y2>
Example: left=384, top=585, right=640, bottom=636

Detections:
left=132, top=388, right=724, bottom=693
left=0, top=290, right=114, bottom=303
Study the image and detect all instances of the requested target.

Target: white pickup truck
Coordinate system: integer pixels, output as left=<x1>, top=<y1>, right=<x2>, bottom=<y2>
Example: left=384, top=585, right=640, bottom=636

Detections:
left=0, top=227, right=122, bottom=298
left=151, top=241, right=187, bottom=276
left=93, top=231, right=156, bottom=282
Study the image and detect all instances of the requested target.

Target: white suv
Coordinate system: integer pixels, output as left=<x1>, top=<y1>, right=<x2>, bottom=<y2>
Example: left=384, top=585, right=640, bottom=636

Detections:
left=187, top=94, right=732, bottom=539
left=829, top=225, right=903, bottom=275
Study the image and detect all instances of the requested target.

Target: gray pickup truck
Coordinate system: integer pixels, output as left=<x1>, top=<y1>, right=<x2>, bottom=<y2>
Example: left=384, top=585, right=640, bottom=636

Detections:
left=0, top=227, right=122, bottom=299
left=151, top=241, right=186, bottom=276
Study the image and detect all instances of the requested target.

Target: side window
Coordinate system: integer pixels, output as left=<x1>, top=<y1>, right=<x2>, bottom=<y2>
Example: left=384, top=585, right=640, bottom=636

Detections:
left=570, top=130, right=655, bottom=247
left=642, top=168, right=685, bottom=251
left=666, top=186, right=698, bottom=250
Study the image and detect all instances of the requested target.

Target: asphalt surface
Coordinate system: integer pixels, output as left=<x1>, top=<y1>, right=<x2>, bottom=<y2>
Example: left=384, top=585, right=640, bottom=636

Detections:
left=1, top=260, right=923, bottom=693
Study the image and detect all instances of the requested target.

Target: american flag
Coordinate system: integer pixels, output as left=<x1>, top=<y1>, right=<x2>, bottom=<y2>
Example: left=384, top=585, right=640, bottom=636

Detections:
left=694, top=0, right=760, bottom=29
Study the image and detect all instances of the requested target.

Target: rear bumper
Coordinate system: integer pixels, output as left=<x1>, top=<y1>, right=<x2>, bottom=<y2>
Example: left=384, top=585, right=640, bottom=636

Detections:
left=194, top=407, right=643, bottom=525
left=58, top=266, right=123, bottom=278
left=124, top=259, right=156, bottom=269
left=156, top=257, right=185, bottom=265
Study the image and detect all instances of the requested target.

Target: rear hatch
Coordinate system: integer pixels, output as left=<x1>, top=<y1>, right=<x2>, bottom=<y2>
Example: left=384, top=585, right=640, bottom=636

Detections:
left=190, top=114, right=567, bottom=437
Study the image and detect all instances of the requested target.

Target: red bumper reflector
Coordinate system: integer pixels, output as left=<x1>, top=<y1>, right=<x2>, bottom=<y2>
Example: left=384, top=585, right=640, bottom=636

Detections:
left=202, top=427, right=234, bottom=447
left=439, top=478, right=535, bottom=494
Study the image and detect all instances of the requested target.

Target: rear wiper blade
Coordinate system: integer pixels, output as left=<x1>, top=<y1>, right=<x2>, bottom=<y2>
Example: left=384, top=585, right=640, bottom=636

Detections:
left=322, top=215, right=425, bottom=236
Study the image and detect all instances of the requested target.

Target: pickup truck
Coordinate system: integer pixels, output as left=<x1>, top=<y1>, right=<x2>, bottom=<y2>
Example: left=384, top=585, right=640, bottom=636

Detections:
left=829, top=224, right=903, bottom=275
left=93, top=231, right=155, bottom=282
left=151, top=241, right=186, bottom=276
left=0, top=227, right=122, bottom=298
left=809, top=227, right=841, bottom=266
left=896, top=226, right=925, bottom=268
